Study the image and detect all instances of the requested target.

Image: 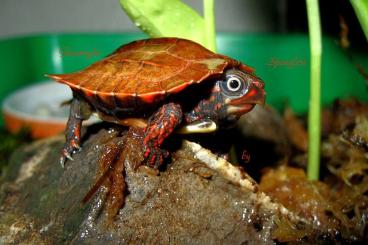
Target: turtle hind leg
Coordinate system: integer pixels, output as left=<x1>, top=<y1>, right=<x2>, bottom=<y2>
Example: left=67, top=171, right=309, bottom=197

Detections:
left=60, top=94, right=92, bottom=167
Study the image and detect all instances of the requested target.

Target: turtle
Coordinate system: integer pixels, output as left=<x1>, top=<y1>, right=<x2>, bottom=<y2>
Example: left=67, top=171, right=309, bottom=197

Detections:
left=48, top=37, right=265, bottom=168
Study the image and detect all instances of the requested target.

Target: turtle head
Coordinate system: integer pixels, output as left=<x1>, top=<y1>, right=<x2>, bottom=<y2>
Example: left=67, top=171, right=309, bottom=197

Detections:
left=218, top=68, right=265, bottom=123
left=179, top=68, right=265, bottom=134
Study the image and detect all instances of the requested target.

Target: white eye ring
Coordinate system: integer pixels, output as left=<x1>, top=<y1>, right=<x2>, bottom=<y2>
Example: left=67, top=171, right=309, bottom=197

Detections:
left=226, top=76, right=242, bottom=92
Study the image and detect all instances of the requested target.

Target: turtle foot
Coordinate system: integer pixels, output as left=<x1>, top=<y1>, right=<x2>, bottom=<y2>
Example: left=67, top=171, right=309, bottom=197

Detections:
left=143, top=144, right=169, bottom=169
left=60, top=140, right=82, bottom=168
left=141, top=102, right=182, bottom=168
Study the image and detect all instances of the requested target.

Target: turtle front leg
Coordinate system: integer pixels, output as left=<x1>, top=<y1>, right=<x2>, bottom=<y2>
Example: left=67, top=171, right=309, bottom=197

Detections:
left=60, top=95, right=92, bottom=167
left=143, top=103, right=182, bottom=168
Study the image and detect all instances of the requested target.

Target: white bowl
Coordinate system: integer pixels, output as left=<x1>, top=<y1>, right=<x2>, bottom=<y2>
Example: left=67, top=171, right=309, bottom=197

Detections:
left=2, top=81, right=92, bottom=138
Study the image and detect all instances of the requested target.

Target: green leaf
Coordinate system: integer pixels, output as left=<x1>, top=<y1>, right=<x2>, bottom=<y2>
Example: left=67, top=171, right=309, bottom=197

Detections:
left=203, top=0, right=217, bottom=52
left=120, top=0, right=206, bottom=47
left=350, top=0, right=368, bottom=41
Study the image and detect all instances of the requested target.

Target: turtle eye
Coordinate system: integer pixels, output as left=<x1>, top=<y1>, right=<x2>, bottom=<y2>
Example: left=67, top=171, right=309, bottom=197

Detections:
left=227, top=77, right=242, bottom=92
left=220, top=74, right=248, bottom=98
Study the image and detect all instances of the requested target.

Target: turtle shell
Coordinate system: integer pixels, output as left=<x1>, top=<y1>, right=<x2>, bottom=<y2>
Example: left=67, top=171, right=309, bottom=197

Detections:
left=48, top=38, right=253, bottom=110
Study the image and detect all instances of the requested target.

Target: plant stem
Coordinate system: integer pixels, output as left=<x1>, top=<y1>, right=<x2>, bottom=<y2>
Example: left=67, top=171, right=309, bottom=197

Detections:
left=203, top=0, right=217, bottom=52
left=306, top=0, right=322, bottom=180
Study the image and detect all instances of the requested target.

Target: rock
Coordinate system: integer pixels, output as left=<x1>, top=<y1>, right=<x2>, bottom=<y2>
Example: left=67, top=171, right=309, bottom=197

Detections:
left=238, top=106, right=289, bottom=150
left=0, top=125, right=307, bottom=244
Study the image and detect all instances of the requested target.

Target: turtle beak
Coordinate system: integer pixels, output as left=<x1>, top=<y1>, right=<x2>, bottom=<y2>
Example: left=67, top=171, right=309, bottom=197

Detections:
left=176, top=119, right=217, bottom=134
left=227, top=81, right=266, bottom=116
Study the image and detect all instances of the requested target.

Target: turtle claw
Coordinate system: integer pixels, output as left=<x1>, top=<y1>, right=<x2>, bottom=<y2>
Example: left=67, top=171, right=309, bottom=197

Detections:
left=60, top=157, right=66, bottom=168
left=65, top=152, right=74, bottom=161
left=59, top=142, right=80, bottom=167
left=60, top=150, right=74, bottom=168
left=143, top=144, right=169, bottom=169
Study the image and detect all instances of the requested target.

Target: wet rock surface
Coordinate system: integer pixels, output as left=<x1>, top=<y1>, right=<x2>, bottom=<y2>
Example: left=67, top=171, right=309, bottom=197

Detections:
left=1, top=125, right=299, bottom=244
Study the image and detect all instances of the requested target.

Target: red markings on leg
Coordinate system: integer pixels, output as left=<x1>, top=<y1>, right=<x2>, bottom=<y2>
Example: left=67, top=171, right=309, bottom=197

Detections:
left=73, top=126, right=80, bottom=139
left=70, top=139, right=81, bottom=149
left=142, top=103, right=182, bottom=167
left=144, top=147, right=150, bottom=158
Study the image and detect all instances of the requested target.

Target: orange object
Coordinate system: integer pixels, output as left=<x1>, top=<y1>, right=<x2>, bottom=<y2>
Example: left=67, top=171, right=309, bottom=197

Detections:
left=3, top=110, right=66, bottom=139
left=2, top=82, right=71, bottom=139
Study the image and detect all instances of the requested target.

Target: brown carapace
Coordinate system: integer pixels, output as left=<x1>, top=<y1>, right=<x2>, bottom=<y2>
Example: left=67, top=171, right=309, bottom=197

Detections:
left=48, top=37, right=265, bottom=168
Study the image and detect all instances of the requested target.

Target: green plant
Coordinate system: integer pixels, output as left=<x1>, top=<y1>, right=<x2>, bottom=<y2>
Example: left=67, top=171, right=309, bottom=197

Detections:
left=350, top=0, right=368, bottom=41
left=305, top=0, right=368, bottom=180
left=306, top=0, right=322, bottom=180
left=119, top=0, right=216, bottom=51
left=203, top=0, right=216, bottom=51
